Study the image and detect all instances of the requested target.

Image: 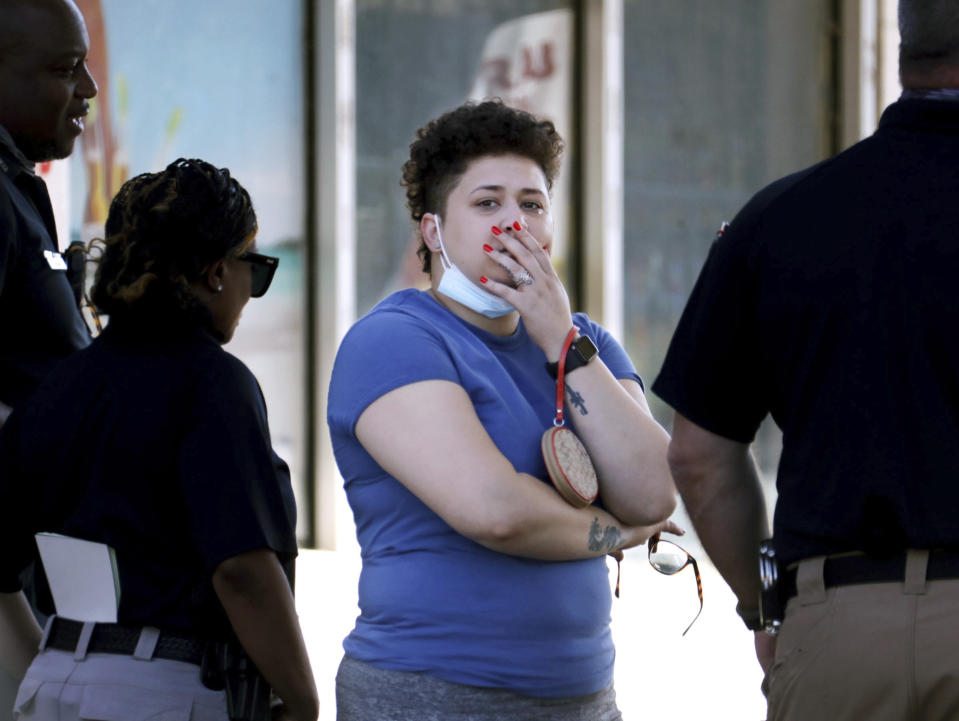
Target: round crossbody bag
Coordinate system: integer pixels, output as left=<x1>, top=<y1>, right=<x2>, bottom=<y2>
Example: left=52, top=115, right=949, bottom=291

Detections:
left=541, top=327, right=599, bottom=507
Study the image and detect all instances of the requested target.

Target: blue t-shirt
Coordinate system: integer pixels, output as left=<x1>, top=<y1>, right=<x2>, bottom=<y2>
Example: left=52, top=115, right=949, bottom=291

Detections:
left=327, top=289, right=642, bottom=698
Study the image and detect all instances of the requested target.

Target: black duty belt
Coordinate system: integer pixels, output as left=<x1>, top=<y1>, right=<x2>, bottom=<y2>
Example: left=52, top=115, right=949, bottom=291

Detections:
left=782, top=549, right=959, bottom=601
left=45, top=617, right=206, bottom=665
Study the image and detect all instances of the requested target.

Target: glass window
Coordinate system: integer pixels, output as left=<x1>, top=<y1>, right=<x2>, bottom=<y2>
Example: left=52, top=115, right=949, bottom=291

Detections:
left=70, top=0, right=308, bottom=538
left=623, top=0, right=833, bottom=486
left=355, top=0, right=575, bottom=315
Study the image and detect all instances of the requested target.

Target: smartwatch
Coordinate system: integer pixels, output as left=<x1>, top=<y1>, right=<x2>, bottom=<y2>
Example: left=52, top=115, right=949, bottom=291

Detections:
left=545, top=334, right=598, bottom=379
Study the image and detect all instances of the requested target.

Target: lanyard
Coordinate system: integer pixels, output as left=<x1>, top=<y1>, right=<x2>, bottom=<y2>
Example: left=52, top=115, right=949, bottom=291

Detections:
left=553, top=327, right=578, bottom=427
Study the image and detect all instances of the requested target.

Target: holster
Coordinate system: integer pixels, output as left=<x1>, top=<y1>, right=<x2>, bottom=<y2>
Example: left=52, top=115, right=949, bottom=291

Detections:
left=759, top=539, right=784, bottom=634
left=201, top=641, right=272, bottom=721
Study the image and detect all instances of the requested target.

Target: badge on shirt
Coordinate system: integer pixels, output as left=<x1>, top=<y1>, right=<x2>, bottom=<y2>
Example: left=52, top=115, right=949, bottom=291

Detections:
left=44, top=249, right=68, bottom=270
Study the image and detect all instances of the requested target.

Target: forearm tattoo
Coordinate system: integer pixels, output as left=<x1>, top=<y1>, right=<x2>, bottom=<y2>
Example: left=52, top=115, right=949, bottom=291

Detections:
left=566, top=384, right=588, bottom=416
left=588, top=517, right=623, bottom=552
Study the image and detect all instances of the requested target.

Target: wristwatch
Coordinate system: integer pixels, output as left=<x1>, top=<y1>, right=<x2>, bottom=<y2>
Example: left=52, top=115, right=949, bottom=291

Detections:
left=545, top=334, right=598, bottom=379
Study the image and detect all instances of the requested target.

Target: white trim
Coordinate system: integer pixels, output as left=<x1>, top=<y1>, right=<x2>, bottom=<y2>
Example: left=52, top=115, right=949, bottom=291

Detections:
left=602, top=0, right=624, bottom=342
left=582, top=0, right=625, bottom=342
left=315, top=0, right=357, bottom=551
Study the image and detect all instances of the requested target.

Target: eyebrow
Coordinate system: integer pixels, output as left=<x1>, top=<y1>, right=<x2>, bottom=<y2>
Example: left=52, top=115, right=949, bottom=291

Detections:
left=469, top=184, right=547, bottom=196
left=46, top=50, right=86, bottom=63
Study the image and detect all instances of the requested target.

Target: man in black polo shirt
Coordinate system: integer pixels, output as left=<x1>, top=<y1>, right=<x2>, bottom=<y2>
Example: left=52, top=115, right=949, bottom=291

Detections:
left=0, top=0, right=98, bottom=424
left=0, top=0, right=97, bottom=714
left=654, top=2, right=959, bottom=718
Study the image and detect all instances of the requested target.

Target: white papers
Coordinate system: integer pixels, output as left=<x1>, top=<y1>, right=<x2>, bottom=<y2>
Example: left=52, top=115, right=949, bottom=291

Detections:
left=34, top=533, right=121, bottom=623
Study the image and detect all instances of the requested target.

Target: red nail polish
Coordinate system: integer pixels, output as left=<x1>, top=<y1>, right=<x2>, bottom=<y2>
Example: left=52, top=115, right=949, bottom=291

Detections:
left=513, top=221, right=522, bottom=231
left=491, top=226, right=502, bottom=236
left=479, top=276, right=489, bottom=284
left=483, top=244, right=494, bottom=253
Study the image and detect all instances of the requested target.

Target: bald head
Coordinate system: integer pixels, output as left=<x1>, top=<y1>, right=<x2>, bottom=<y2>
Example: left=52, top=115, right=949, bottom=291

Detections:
left=0, top=0, right=83, bottom=58
left=899, top=0, right=959, bottom=87
left=0, top=0, right=96, bottom=162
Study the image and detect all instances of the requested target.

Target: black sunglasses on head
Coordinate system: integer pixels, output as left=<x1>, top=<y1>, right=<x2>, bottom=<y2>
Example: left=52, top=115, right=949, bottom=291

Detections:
left=237, top=251, right=279, bottom=298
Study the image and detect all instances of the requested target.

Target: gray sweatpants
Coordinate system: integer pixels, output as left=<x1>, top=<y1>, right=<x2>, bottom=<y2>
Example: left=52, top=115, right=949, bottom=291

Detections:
left=336, top=654, right=623, bottom=721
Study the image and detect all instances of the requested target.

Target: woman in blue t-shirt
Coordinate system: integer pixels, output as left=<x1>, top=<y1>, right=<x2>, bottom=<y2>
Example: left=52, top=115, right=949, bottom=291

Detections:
left=328, top=100, right=678, bottom=720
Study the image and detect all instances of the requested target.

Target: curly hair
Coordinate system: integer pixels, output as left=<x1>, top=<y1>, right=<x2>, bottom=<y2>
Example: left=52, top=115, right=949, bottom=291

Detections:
left=402, top=99, right=564, bottom=274
left=91, top=158, right=256, bottom=323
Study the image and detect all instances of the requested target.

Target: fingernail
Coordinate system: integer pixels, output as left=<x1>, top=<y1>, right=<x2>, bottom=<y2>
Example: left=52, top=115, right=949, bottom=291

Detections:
left=479, top=276, right=489, bottom=284
left=491, top=226, right=502, bottom=236
left=482, top=244, right=494, bottom=253
left=513, top=221, right=522, bottom=231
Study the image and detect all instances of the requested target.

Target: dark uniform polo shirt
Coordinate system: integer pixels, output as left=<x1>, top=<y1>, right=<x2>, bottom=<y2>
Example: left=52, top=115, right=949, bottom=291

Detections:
left=0, top=129, right=91, bottom=408
left=654, top=98, right=959, bottom=567
left=0, top=314, right=297, bottom=639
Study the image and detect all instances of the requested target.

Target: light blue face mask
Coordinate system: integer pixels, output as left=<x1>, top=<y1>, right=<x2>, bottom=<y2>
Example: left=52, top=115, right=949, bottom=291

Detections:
left=433, top=216, right=515, bottom=319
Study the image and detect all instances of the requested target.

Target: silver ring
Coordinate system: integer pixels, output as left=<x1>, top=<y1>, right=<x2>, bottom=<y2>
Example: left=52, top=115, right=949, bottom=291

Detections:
left=515, top=270, right=533, bottom=287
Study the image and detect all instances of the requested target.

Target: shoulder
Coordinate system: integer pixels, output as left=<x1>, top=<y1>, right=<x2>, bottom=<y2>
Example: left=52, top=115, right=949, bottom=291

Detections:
left=722, top=137, right=887, bottom=255
left=337, top=290, right=452, bottom=357
left=180, top=335, right=265, bottom=407
left=364, top=288, right=448, bottom=326
left=744, top=162, right=825, bottom=212
left=721, top=161, right=826, bottom=251
left=333, top=290, right=462, bottom=378
left=329, top=290, right=463, bottom=427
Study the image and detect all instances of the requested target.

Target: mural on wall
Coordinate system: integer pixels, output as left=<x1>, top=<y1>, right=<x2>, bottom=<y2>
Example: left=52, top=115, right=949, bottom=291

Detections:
left=74, top=0, right=124, bottom=243
left=53, top=0, right=308, bottom=537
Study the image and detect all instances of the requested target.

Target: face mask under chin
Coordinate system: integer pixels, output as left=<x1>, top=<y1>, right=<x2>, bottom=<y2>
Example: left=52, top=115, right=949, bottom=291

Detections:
left=433, top=216, right=515, bottom=319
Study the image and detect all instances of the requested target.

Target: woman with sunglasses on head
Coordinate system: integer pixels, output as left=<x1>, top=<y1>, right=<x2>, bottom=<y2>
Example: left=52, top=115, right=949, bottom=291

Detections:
left=0, top=158, right=317, bottom=721
left=328, top=100, right=680, bottom=720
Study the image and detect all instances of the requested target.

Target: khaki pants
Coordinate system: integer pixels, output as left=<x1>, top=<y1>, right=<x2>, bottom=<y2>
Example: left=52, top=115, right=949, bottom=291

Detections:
left=767, top=550, right=959, bottom=721
left=13, top=649, right=227, bottom=721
